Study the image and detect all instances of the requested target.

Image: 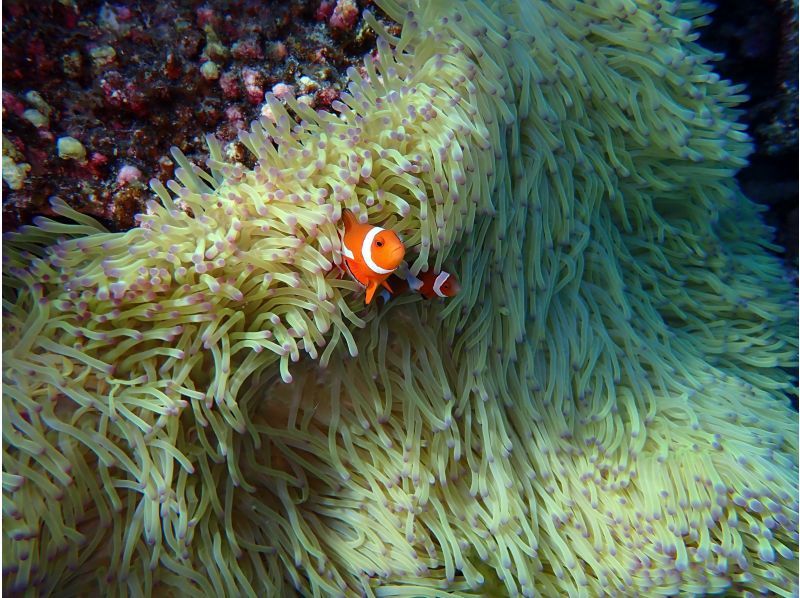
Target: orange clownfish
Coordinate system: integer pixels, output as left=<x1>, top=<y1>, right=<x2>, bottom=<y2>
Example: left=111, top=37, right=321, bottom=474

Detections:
left=380, top=269, right=461, bottom=302
left=340, top=208, right=405, bottom=304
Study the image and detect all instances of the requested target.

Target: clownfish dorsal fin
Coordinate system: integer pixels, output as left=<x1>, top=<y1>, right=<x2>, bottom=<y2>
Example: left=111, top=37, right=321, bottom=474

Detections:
left=341, top=208, right=358, bottom=233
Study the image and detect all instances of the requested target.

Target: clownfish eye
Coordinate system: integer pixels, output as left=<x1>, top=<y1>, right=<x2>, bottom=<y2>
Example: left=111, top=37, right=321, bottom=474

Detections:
left=376, top=240, right=383, bottom=247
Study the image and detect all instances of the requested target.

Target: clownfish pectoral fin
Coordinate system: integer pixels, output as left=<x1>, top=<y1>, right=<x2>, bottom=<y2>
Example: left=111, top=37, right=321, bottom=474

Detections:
left=365, top=281, right=378, bottom=304
left=341, top=208, right=358, bottom=233
left=381, top=279, right=393, bottom=292
left=406, top=273, right=423, bottom=291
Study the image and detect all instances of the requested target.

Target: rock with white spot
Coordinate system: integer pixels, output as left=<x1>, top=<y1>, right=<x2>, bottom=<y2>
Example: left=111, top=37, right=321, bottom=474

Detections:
left=200, top=61, right=220, bottom=81
left=22, top=109, right=48, bottom=128
left=57, top=136, right=86, bottom=161
left=298, top=76, right=319, bottom=94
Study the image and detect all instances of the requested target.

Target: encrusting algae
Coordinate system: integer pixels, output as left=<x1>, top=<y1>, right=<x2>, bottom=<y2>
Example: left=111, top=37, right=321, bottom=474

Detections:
left=3, top=0, right=798, bottom=596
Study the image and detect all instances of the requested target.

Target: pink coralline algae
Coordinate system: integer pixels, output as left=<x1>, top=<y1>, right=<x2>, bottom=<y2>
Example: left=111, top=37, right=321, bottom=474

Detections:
left=3, top=92, right=26, bottom=118
left=114, top=5, right=133, bottom=21
left=315, top=86, right=340, bottom=108
left=195, top=6, right=217, bottom=28
left=164, top=52, right=182, bottom=80
left=232, top=38, right=265, bottom=62
left=268, top=41, right=288, bottom=62
left=87, top=153, right=110, bottom=179
left=116, top=164, right=142, bottom=187
left=99, top=72, right=148, bottom=117
left=329, top=0, right=359, bottom=31
left=225, top=105, right=243, bottom=122
left=316, top=0, right=335, bottom=21
left=241, top=68, right=265, bottom=104
left=219, top=71, right=241, bottom=100
left=225, top=106, right=246, bottom=130
left=271, top=82, right=295, bottom=101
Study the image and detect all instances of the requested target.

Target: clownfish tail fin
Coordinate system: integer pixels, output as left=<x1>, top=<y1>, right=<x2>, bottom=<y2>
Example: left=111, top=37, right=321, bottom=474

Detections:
left=406, top=273, right=423, bottom=291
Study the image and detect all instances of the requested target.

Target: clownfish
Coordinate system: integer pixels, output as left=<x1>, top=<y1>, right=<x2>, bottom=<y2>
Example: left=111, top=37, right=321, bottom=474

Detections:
left=379, top=269, right=461, bottom=303
left=340, top=208, right=405, bottom=304
left=406, top=269, right=461, bottom=299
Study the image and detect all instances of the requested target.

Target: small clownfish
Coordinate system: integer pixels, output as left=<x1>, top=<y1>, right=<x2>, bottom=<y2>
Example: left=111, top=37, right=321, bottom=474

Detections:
left=379, top=269, right=461, bottom=303
left=340, top=208, right=405, bottom=304
left=406, top=269, right=461, bottom=299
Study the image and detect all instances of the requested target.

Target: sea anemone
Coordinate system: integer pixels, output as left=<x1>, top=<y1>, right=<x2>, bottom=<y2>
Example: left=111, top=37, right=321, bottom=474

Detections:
left=3, top=0, right=797, bottom=595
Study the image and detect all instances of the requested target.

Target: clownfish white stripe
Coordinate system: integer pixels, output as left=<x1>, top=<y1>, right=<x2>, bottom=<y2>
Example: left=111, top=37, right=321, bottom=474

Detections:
left=339, top=231, right=355, bottom=259
left=361, top=227, right=394, bottom=275
left=432, top=271, right=449, bottom=297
